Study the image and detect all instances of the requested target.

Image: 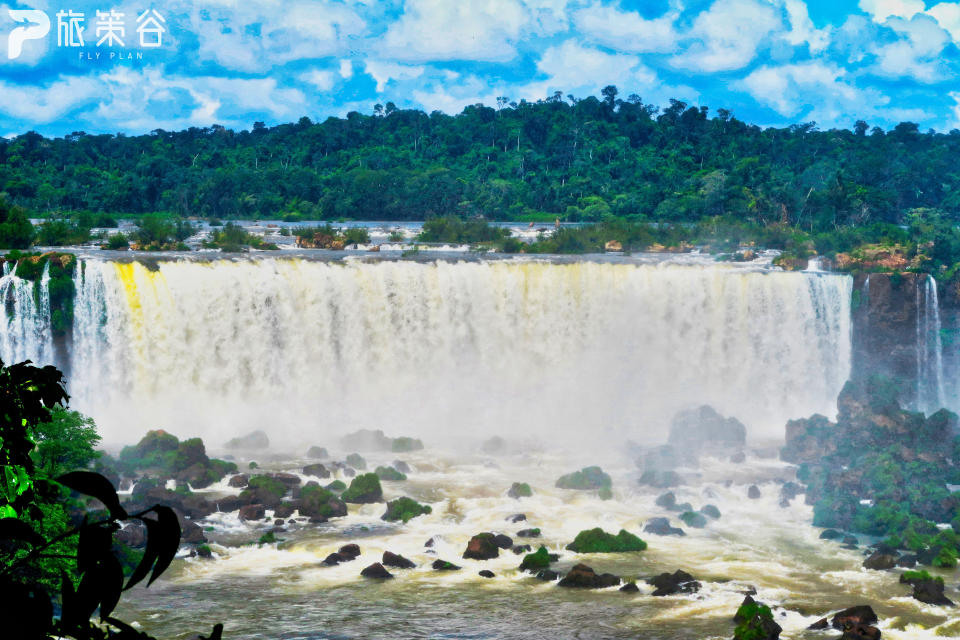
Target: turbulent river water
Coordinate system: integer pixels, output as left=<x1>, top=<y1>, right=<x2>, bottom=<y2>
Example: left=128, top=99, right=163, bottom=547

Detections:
left=4, top=255, right=953, bottom=639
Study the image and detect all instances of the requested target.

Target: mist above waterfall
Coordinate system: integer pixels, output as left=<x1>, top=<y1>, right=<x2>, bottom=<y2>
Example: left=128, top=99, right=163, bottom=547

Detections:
left=2, top=257, right=852, bottom=449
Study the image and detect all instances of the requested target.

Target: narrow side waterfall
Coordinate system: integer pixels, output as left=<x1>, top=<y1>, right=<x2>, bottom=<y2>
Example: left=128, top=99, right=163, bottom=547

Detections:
left=46, top=258, right=852, bottom=446
left=917, top=275, right=946, bottom=412
left=0, top=262, right=53, bottom=367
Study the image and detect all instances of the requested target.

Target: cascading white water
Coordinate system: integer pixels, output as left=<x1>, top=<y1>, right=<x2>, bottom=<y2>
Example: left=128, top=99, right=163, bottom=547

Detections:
left=53, top=258, right=854, bottom=446
left=917, top=275, right=946, bottom=412
left=0, top=262, right=53, bottom=367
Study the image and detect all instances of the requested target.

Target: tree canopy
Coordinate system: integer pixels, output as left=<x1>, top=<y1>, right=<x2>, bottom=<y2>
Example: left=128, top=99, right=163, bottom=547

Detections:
left=2, top=89, right=958, bottom=229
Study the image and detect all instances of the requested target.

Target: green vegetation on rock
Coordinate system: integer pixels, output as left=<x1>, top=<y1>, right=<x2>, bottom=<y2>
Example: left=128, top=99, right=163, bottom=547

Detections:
left=325, top=479, right=347, bottom=492
left=508, top=482, right=533, bottom=498
left=390, top=437, right=424, bottom=453
left=345, top=453, right=367, bottom=470
left=519, top=545, right=556, bottom=572
left=381, top=497, right=432, bottom=523
left=565, top=528, right=647, bottom=553
left=785, top=375, right=960, bottom=564
left=555, top=466, right=612, bottom=491
left=375, top=465, right=407, bottom=481
left=341, top=472, right=384, bottom=503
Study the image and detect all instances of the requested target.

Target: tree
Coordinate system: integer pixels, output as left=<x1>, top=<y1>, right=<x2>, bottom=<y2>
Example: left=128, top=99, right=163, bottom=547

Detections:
left=0, top=359, right=222, bottom=640
left=0, top=196, right=36, bottom=249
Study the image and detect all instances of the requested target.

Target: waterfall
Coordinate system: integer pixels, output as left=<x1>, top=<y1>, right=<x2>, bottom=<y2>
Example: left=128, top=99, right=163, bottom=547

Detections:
left=917, top=275, right=946, bottom=412
left=52, top=258, right=853, bottom=446
left=0, top=261, right=53, bottom=366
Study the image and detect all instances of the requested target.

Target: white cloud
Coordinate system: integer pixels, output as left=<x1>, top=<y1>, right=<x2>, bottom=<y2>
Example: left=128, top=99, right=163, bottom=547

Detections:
left=928, top=2, right=960, bottom=40
left=671, top=0, right=781, bottom=72
left=179, top=0, right=366, bottom=73
left=364, top=60, right=424, bottom=92
left=780, top=0, right=831, bottom=53
left=0, top=76, right=99, bottom=122
left=738, top=61, right=886, bottom=125
left=381, top=0, right=563, bottom=62
left=858, top=0, right=927, bottom=22
left=573, top=2, right=680, bottom=53
left=300, top=69, right=336, bottom=92
left=871, top=15, right=950, bottom=82
left=339, top=59, right=353, bottom=79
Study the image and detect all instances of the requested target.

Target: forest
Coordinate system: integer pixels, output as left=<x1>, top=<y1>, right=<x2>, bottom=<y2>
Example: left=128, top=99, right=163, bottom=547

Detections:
left=1, top=86, right=958, bottom=228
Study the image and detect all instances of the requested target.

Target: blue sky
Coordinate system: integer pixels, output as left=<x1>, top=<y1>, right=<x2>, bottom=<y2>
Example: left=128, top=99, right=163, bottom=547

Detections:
left=2, top=0, right=960, bottom=136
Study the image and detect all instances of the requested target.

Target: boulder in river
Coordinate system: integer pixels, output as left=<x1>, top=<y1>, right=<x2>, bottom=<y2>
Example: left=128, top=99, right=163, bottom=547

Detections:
left=225, top=430, right=269, bottom=450
left=306, top=446, right=328, bottom=459
left=339, top=544, right=361, bottom=559
left=566, top=528, right=646, bottom=553
left=382, top=551, right=416, bottom=569
left=700, top=504, right=721, bottom=519
left=375, top=465, right=407, bottom=482
left=536, top=570, right=559, bottom=581
left=518, top=546, right=558, bottom=572
left=863, top=551, right=897, bottom=570
left=345, top=453, right=367, bottom=470
left=668, top=405, right=746, bottom=458
left=481, top=436, right=507, bottom=454
left=555, top=466, right=611, bottom=491
left=392, top=460, right=411, bottom=474
left=463, top=533, right=500, bottom=560
left=900, top=570, right=954, bottom=606
left=830, top=606, right=878, bottom=630
left=432, top=559, right=461, bottom=571
left=360, top=563, right=393, bottom=579
left=619, top=582, right=639, bottom=593
left=238, top=504, right=266, bottom=521
left=655, top=492, right=677, bottom=509
left=382, top=497, right=432, bottom=523
left=506, top=513, right=527, bottom=523
left=517, top=528, right=541, bottom=538
left=647, top=570, right=700, bottom=596
left=228, top=474, right=249, bottom=488
left=747, top=485, right=761, bottom=499
left=493, top=534, right=513, bottom=549
left=557, top=563, right=620, bottom=589
left=637, top=470, right=682, bottom=488
left=479, top=570, right=495, bottom=578
left=341, top=429, right=393, bottom=451
left=733, top=595, right=782, bottom=640
left=643, top=517, right=685, bottom=537
left=341, top=473, right=383, bottom=503
left=679, top=511, right=707, bottom=528
left=302, top=463, right=330, bottom=478
left=508, top=482, right=533, bottom=499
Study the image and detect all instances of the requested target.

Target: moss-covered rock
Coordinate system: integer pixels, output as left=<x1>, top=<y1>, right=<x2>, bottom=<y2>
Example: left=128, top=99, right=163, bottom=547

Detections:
left=325, top=479, right=346, bottom=492
left=225, top=430, right=270, bottom=450
left=680, top=511, right=708, bottom=528
left=463, top=533, right=500, bottom=560
left=565, top=528, right=647, bottom=553
left=381, top=497, right=431, bottom=523
left=518, top=545, right=557, bottom=572
left=555, top=466, right=612, bottom=491
left=375, top=465, right=407, bottom=481
left=733, top=596, right=782, bottom=640
left=299, top=484, right=347, bottom=520
left=391, top=436, right=424, bottom=452
left=508, top=482, right=532, bottom=499
left=341, top=473, right=383, bottom=503
left=345, top=453, right=367, bottom=470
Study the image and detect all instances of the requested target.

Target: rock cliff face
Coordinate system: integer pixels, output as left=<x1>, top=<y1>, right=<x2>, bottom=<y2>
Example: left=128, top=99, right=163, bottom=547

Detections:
left=851, top=273, right=924, bottom=396
left=851, top=272, right=946, bottom=411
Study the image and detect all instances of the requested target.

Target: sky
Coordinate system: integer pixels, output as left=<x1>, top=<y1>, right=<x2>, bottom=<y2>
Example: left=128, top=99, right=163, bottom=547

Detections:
left=2, top=0, right=960, bottom=137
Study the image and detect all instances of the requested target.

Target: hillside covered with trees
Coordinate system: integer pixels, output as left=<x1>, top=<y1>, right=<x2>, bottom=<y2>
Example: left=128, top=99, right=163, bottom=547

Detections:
left=2, top=86, right=958, bottom=227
